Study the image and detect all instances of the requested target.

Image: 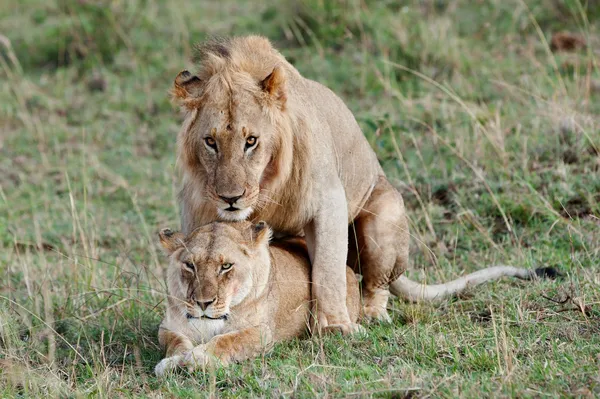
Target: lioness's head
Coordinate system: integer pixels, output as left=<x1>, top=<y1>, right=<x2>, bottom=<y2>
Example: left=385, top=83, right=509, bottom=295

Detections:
left=173, top=36, right=293, bottom=221
left=159, top=221, right=272, bottom=321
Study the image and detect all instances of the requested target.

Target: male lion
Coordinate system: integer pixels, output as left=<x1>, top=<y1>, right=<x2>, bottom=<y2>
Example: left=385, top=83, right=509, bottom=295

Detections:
left=172, top=36, right=556, bottom=331
left=154, top=221, right=360, bottom=376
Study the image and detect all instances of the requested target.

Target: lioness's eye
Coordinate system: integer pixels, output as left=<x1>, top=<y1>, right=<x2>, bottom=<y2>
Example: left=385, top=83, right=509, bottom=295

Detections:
left=204, top=137, right=217, bottom=150
left=184, top=261, right=195, bottom=271
left=245, top=136, right=257, bottom=149
left=221, top=263, right=233, bottom=272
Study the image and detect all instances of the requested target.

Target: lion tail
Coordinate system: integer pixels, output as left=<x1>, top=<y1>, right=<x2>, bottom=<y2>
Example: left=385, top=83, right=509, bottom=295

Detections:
left=389, top=266, right=560, bottom=302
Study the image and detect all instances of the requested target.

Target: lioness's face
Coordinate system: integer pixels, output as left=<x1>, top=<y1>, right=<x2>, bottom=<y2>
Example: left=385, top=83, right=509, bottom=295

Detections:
left=174, top=65, right=287, bottom=222
left=159, top=222, right=271, bottom=320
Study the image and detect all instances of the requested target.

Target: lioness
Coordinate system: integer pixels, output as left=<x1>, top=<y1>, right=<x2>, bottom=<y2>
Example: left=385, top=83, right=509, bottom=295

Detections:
left=154, top=221, right=360, bottom=376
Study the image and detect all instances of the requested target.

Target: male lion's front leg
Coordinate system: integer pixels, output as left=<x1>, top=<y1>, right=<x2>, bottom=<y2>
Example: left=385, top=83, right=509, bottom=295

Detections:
left=304, top=185, right=362, bottom=335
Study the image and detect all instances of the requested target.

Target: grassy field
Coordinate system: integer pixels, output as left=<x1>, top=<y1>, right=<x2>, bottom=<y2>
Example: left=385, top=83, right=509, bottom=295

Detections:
left=1, top=0, right=599, bottom=397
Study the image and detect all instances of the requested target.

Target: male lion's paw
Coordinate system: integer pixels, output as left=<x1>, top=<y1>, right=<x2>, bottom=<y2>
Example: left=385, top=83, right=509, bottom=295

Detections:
left=322, top=322, right=365, bottom=336
left=363, top=306, right=392, bottom=323
left=154, top=355, right=184, bottom=377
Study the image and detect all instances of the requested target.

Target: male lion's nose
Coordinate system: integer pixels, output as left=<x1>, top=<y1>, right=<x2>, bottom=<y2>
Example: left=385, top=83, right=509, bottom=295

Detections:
left=196, top=298, right=215, bottom=311
left=219, top=192, right=244, bottom=205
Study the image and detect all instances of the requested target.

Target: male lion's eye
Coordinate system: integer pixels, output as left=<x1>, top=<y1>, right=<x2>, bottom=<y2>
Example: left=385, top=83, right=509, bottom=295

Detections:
left=245, top=136, right=257, bottom=149
left=221, top=263, right=233, bottom=272
left=205, top=137, right=217, bottom=150
left=184, top=261, right=195, bottom=271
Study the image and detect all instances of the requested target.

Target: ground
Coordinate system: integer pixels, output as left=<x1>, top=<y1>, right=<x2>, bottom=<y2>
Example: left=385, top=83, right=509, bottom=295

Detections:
left=0, top=0, right=599, bottom=397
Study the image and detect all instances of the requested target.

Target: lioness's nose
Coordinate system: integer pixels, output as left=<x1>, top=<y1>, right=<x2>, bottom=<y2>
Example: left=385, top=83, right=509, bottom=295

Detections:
left=219, top=192, right=244, bottom=205
left=196, top=298, right=215, bottom=311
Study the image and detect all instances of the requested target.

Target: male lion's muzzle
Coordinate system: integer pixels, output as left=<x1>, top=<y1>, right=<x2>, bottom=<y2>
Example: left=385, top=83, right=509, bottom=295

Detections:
left=212, top=188, right=258, bottom=222
left=218, top=190, right=245, bottom=211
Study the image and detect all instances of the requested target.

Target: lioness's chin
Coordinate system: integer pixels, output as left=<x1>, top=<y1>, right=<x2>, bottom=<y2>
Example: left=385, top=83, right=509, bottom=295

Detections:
left=217, top=207, right=253, bottom=221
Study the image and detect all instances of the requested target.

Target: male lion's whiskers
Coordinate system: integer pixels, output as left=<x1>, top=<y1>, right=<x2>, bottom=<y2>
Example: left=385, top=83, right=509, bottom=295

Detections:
left=256, top=193, right=282, bottom=209
left=260, top=195, right=281, bottom=206
left=254, top=199, right=270, bottom=213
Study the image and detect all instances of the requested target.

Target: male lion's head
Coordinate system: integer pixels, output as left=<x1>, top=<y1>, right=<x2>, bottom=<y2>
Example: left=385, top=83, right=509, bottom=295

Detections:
left=159, top=221, right=272, bottom=321
left=172, top=36, right=293, bottom=221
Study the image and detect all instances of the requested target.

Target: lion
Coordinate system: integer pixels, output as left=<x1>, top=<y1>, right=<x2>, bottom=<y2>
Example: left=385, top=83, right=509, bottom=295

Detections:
left=154, top=221, right=361, bottom=376
left=171, top=35, right=557, bottom=331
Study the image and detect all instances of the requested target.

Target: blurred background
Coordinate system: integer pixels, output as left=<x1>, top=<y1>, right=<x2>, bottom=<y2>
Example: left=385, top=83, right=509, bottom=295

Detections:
left=1, top=1, right=599, bottom=397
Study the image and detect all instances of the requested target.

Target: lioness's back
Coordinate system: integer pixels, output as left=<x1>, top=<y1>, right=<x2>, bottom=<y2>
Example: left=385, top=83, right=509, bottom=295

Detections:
left=268, top=239, right=312, bottom=341
left=269, top=238, right=360, bottom=340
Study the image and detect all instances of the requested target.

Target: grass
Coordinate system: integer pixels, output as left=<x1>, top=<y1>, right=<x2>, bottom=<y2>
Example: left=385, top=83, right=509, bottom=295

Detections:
left=1, top=0, right=599, bottom=397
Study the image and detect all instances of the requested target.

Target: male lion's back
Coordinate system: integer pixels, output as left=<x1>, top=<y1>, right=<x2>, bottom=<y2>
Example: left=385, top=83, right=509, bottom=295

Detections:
left=282, top=49, right=384, bottom=220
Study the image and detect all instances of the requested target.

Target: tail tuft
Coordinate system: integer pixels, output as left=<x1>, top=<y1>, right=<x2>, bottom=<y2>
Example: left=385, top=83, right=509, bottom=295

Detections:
left=534, top=267, right=563, bottom=279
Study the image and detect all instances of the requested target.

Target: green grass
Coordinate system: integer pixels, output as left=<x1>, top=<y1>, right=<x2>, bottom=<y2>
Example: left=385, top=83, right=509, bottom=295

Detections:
left=1, top=0, right=599, bottom=397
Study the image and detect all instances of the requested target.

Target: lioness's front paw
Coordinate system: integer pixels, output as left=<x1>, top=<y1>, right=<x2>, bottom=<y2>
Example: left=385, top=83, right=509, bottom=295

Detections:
left=182, top=344, right=221, bottom=371
left=155, top=355, right=184, bottom=377
left=363, top=305, right=392, bottom=323
left=322, top=322, right=365, bottom=336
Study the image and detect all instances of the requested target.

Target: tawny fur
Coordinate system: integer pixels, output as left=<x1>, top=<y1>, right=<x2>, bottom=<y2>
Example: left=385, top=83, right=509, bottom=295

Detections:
left=155, top=221, right=360, bottom=376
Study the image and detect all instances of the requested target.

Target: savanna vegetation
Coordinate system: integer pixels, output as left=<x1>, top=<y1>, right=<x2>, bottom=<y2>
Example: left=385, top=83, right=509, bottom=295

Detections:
left=1, top=0, right=599, bottom=397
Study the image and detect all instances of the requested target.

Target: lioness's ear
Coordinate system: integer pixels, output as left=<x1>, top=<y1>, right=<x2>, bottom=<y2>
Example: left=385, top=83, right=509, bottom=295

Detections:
left=260, top=66, right=286, bottom=108
left=158, top=228, right=185, bottom=254
left=171, top=70, right=203, bottom=109
left=250, top=221, right=272, bottom=246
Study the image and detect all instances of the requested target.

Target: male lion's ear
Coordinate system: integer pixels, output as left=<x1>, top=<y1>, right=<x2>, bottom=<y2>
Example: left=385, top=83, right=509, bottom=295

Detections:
left=260, top=66, right=286, bottom=108
left=158, top=228, right=185, bottom=254
left=250, top=221, right=272, bottom=246
left=171, top=70, right=203, bottom=108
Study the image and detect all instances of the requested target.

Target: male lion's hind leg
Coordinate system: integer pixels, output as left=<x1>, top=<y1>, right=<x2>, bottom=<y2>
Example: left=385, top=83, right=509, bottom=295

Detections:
left=348, top=177, right=409, bottom=322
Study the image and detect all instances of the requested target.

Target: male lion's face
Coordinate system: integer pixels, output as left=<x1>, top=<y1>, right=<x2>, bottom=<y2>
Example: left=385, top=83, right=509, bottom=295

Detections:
left=194, top=90, right=275, bottom=221
left=175, top=67, right=287, bottom=222
left=159, top=222, right=271, bottom=321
